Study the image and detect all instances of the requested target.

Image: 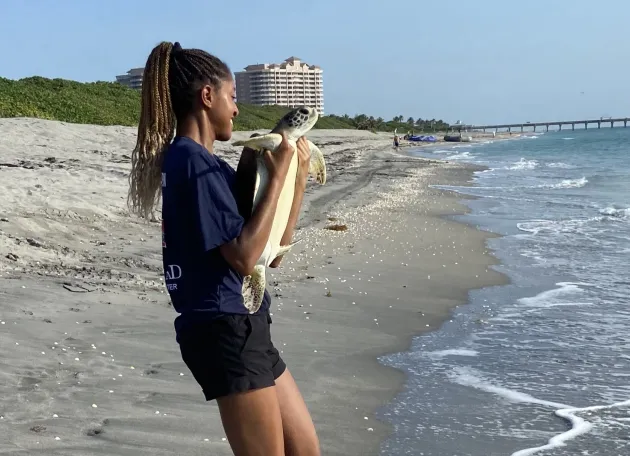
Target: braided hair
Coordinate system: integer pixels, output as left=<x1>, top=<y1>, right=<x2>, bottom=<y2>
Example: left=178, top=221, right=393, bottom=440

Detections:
left=128, top=41, right=232, bottom=220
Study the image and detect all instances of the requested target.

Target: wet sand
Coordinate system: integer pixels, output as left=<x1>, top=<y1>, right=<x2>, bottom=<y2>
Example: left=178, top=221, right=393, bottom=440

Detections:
left=0, top=118, right=506, bottom=455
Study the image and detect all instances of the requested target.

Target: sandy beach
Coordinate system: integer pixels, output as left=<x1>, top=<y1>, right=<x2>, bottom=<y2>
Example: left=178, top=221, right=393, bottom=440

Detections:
left=0, top=118, right=507, bottom=455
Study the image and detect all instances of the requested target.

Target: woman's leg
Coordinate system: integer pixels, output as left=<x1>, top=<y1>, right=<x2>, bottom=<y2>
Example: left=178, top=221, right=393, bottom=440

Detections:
left=274, top=369, right=320, bottom=456
left=217, top=386, right=285, bottom=456
left=179, top=314, right=288, bottom=455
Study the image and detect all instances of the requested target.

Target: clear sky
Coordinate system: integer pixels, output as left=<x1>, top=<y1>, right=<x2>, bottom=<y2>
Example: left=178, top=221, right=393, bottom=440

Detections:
left=2, top=0, right=628, bottom=125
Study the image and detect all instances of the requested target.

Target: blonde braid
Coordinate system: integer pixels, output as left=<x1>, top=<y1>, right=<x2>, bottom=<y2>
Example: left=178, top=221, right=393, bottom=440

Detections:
left=128, top=41, right=175, bottom=220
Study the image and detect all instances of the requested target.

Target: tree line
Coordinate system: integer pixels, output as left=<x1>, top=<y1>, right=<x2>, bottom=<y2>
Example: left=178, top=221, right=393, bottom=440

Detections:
left=326, top=113, right=450, bottom=133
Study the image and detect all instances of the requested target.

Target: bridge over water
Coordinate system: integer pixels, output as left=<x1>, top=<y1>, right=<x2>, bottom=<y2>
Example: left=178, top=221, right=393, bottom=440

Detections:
left=463, top=117, right=630, bottom=133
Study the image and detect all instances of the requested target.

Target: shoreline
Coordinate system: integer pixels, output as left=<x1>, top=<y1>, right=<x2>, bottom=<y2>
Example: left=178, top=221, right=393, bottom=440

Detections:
left=0, top=118, right=509, bottom=455
left=279, top=142, right=510, bottom=455
left=371, top=143, right=513, bottom=453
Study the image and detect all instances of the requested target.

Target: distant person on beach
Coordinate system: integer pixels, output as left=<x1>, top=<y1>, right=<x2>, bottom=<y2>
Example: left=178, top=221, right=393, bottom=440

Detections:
left=394, top=134, right=400, bottom=149
left=127, top=41, right=320, bottom=456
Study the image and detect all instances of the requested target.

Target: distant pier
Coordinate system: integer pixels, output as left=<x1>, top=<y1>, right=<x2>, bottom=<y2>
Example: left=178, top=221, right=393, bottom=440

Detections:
left=461, top=117, right=630, bottom=133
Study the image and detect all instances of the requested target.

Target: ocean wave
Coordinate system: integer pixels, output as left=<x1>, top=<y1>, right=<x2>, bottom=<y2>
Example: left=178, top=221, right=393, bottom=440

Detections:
left=517, top=217, right=603, bottom=235
left=507, top=158, right=539, bottom=170
left=425, top=348, right=479, bottom=360
left=446, top=151, right=476, bottom=160
left=447, top=366, right=569, bottom=409
left=539, top=177, right=588, bottom=189
left=447, top=367, right=630, bottom=456
left=599, top=206, right=630, bottom=219
left=512, top=399, right=630, bottom=456
left=517, top=208, right=627, bottom=236
left=547, top=162, right=574, bottom=169
left=518, top=282, right=593, bottom=309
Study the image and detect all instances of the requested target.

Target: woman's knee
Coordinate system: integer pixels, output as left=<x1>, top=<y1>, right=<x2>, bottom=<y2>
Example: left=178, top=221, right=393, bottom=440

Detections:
left=275, top=370, right=320, bottom=456
left=217, top=386, right=285, bottom=456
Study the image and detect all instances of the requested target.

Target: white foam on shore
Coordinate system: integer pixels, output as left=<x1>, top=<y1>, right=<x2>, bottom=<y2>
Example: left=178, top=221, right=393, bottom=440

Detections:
left=447, top=151, right=476, bottom=160
left=447, top=367, right=630, bottom=456
left=542, top=176, right=588, bottom=189
left=516, top=216, right=603, bottom=235
left=511, top=399, right=630, bottom=456
left=510, top=411, right=592, bottom=456
left=518, top=282, right=592, bottom=309
left=425, top=348, right=479, bottom=360
left=507, top=158, right=538, bottom=170
left=447, top=366, right=570, bottom=409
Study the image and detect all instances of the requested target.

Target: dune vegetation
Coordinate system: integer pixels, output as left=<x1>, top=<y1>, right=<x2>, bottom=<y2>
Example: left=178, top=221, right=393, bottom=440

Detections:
left=0, top=76, right=448, bottom=133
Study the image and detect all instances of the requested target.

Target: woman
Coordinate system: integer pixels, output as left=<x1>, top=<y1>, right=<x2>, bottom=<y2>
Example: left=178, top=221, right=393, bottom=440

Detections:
left=128, top=41, right=320, bottom=456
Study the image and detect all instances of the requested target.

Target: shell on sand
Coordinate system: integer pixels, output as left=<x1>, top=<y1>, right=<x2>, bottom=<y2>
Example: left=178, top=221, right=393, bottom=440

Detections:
left=233, top=106, right=327, bottom=313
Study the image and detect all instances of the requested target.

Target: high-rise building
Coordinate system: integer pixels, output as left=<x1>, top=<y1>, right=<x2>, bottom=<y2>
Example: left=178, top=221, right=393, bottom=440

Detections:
left=116, top=68, right=144, bottom=90
left=235, top=57, right=324, bottom=115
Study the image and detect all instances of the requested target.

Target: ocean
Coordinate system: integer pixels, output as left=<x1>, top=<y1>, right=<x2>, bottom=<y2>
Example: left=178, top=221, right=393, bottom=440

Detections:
left=379, top=128, right=630, bottom=456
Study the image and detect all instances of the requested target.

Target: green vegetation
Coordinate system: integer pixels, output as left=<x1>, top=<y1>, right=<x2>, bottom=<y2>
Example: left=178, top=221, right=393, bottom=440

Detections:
left=0, top=76, right=448, bottom=132
left=327, top=114, right=449, bottom=134
left=0, top=77, right=141, bottom=126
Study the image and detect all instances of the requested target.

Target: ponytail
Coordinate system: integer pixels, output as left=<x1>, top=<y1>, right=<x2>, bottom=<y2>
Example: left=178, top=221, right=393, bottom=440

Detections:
left=128, top=41, right=176, bottom=220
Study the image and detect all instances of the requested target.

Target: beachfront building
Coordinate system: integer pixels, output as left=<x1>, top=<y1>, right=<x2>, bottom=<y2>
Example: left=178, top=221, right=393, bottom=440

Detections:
left=235, top=57, right=324, bottom=115
left=115, top=68, right=144, bottom=90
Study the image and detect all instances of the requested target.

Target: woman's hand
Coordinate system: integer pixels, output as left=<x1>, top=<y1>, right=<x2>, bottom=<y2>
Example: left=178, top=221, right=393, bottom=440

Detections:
left=263, top=132, right=294, bottom=183
left=295, top=136, right=311, bottom=187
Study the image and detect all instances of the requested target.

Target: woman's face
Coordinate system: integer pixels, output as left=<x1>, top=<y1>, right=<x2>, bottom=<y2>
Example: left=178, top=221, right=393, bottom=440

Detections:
left=206, top=77, right=239, bottom=142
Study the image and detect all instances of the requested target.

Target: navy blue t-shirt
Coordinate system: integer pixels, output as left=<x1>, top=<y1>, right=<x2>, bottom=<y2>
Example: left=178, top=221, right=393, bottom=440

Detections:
left=161, top=136, right=271, bottom=335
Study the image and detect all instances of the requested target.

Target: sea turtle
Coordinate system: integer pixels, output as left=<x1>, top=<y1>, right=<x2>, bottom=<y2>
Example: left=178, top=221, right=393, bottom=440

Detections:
left=232, top=106, right=327, bottom=313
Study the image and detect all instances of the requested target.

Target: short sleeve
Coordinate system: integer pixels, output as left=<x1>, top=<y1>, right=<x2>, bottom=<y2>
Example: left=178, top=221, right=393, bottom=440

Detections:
left=187, top=153, right=244, bottom=252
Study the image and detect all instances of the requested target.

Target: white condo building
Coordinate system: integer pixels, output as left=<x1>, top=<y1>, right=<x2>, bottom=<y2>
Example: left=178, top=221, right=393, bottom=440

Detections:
left=235, top=57, right=324, bottom=115
left=115, top=67, right=144, bottom=90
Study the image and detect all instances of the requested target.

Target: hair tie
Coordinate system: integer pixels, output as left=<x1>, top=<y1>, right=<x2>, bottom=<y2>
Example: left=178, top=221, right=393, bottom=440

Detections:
left=172, top=42, right=182, bottom=52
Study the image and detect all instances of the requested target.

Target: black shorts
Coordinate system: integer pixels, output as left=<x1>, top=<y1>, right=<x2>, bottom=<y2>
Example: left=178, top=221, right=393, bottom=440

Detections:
left=177, top=311, right=286, bottom=401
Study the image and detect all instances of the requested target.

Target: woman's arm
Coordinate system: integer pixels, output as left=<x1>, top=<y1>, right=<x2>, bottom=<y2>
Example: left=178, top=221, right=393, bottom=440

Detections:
left=220, top=133, right=293, bottom=276
left=269, top=136, right=311, bottom=268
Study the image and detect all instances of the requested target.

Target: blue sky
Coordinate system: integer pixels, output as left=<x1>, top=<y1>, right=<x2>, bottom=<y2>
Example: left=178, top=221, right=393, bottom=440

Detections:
left=2, top=0, right=628, bottom=124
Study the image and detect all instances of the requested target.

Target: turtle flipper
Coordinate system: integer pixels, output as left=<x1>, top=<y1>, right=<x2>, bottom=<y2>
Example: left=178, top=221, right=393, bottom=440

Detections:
left=241, top=265, right=267, bottom=314
left=272, top=238, right=302, bottom=264
left=233, top=133, right=284, bottom=152
left=307, top=140, right=327, bottom=185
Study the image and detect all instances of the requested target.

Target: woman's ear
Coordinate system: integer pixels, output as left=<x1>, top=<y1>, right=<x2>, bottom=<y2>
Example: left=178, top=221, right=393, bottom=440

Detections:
left=200, top=84, right=213, bottom=109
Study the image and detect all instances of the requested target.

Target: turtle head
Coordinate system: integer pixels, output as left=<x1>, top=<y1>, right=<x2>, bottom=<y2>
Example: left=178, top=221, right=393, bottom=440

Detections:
left=273, top=106, right=319, bottom=137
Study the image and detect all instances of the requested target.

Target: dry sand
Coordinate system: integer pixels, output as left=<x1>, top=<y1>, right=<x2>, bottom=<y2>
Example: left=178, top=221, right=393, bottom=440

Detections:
left=0, top=118, right=507, bottom=455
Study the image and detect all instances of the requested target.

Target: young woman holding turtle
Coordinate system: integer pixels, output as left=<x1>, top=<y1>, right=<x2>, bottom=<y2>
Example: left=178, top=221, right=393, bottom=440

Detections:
left=128, top=41, right=320, bottom=456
